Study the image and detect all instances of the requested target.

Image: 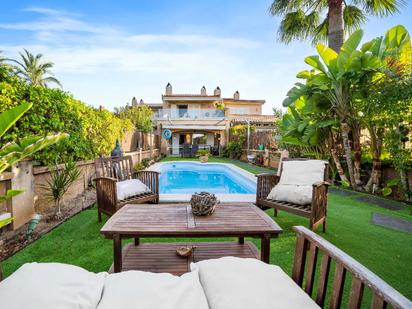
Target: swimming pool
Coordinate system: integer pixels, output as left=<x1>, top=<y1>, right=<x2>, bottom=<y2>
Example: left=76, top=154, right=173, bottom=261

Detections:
left=150, top=161, right=256, bottom=202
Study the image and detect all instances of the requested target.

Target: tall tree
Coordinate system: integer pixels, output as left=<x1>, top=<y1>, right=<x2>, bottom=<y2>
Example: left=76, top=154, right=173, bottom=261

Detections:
left=9, top=49, right=61, bottom=87
left=269, top=0, right=403, bottom=51
left=282, top=25, right=411, bottom=190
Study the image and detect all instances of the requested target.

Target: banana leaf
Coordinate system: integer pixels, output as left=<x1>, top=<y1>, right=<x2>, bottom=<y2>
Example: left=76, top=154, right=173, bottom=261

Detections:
left=0, top=103, right=32, bottom=138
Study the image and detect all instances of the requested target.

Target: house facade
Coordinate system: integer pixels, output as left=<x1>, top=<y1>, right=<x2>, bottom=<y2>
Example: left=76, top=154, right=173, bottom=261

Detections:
left=135, top=84, right=276, bottom=155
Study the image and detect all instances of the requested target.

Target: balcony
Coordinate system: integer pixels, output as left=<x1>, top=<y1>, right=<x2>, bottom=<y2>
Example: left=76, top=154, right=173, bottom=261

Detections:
left=153, top=108, right=225, bottom=120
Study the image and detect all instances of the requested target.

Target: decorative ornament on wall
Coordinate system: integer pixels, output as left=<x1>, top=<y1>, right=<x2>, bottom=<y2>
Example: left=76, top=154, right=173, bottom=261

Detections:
left=162, top=129, right=172, bottom=139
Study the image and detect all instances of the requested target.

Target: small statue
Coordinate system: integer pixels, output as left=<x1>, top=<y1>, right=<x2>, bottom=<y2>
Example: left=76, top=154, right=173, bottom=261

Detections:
left=111, top=139, right=123, bottom=157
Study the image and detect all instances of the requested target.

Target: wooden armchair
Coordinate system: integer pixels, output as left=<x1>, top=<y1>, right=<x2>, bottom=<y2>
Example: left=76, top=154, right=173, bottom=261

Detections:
left=256, top=158, right=329, bottom=231
left=293, top=226, right=412, bottom=308
left=94, top=156, right=159, bottom=222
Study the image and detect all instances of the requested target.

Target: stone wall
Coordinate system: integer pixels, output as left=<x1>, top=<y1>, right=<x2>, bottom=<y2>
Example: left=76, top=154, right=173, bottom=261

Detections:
left=121, top=130, right=158, bottom=152
left=33, top=160, right=96, bottom=215
left=121, top=130, right=139, bottom=152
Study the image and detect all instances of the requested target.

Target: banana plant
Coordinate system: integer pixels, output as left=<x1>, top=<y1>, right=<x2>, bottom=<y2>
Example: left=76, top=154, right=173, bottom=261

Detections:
left=0, top=103, right=67, bottom=228
left=282, top=25, right=410, bottom=189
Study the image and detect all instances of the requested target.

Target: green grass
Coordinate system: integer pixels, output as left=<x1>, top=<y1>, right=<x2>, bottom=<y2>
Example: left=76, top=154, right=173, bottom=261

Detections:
left=3, top=157, right=412, bottom=304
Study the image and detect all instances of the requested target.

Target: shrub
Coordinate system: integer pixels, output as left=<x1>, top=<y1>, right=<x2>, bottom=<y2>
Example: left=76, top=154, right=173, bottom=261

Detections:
left=196, top=149, right=210, bottom=157
left=221, top=141, right=243, bottom=159
left=134, top=163, right=144, bottom=171
left=0, top=72, right=133, bottom=165
left=141, top=158, right=151, bottom=168
left=134, top=158, right=152, bottom=171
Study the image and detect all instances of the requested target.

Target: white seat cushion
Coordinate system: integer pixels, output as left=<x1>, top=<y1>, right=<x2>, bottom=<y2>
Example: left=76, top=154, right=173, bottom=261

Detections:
left=279, top=160, right=326, bottom=186
left=191, top=257, right=320, bottom=309
left=116, top=179, right=150, bottom=201
left=97, top=269, right=209, bottom=309
left=267, top=184, right=313, bottom=205
left=0, top=262, right=107, bottom=309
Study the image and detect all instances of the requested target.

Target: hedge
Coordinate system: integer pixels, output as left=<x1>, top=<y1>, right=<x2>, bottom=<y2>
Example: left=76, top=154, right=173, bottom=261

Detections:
left=0, top=69, right=133, bottom=165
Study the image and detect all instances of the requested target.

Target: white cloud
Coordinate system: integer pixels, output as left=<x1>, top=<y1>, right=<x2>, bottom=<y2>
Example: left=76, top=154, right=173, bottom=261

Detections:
left=0, top=7, right=287, bottom=113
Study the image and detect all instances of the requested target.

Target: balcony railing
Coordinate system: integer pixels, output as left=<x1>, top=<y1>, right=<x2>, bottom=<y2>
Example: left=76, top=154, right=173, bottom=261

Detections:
left=153, top=108, right=225, bottom=120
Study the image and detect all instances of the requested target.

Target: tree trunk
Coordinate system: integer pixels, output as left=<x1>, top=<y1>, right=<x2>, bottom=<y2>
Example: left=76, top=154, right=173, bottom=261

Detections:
left=328, top=133, right=348, bottom=183
left=341, top=122, right=358, bottom=189
left=365, top=127, right=383, bottom=193
left=399, top=169, right=410, bottom=202
left=328, top=0, right=345, bottom=52
left=352, top=124, right=363, bottom=187
left=330, top=147, right=348, bottom=183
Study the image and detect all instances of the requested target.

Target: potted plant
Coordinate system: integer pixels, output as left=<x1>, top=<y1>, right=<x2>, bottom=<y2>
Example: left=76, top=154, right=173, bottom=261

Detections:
left=197, top=149, right=210, bottom=163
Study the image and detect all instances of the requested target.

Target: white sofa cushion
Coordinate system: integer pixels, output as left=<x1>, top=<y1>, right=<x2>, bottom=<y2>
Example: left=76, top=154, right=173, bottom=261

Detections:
left=267, top=184, right=313, bottom=205
left=279, top=160, right=326, bottom=186
left=191, top=257, right=320, bottom=309
left=116, top=179, right=150, bottom=201
left=97, top=268, right=209, bottom=309
left=0, top=262, right=107, bottom=309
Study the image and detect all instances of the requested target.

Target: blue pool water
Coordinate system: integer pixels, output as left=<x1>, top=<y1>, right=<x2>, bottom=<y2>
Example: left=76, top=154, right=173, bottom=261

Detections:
left=158, top=162, right=256, bottom=194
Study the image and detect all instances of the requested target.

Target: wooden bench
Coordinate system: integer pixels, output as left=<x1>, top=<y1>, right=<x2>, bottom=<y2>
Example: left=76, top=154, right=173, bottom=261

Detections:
left=94, top=156, right=159, bottom=221
left=256, top=158, right=329, bottom=231
left=293, top=226, right=412, bottom=309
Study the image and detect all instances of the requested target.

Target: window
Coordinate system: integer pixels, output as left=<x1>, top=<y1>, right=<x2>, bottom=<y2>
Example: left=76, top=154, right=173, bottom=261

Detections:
left=178, top=105, right=188, bottom=118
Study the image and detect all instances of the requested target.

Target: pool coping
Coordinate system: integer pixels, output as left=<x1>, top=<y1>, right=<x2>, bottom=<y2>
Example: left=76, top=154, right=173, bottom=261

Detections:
left=148, top=161, right=257, bottom=203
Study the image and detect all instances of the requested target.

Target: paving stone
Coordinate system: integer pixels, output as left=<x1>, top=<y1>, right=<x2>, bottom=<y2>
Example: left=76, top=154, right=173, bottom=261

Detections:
left=371, top=212, right=412, bottom=234
left=355, top=195, right=406, bottom=210
left=329, top=187, right=359, bottom=197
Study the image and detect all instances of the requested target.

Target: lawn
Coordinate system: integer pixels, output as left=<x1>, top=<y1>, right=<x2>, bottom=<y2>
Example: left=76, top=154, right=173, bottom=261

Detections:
left=2, top=157, right=412, bottom=305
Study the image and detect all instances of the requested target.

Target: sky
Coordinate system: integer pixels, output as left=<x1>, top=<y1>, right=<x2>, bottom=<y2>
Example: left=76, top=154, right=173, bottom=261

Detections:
left=0, top=0, right=411, bottom=114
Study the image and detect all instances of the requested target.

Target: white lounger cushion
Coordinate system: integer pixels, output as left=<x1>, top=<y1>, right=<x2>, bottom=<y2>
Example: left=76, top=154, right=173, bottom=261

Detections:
left=192, top=256, right=320, bottom=309
left=0, top=262, right=107, bottom=309
left=279, top=160, right=326, bottom=186
left=97, top=268, right=209, bottom=309
left=116, top=179, right=150, bottom=201
left=267, top=184, right=313, bottom=205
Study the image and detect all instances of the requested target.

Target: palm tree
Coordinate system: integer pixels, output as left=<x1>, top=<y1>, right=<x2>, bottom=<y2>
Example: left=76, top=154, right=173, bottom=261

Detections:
left=9, top=49, right=61, bottom=87
left=269, top=0, right=403, bottom=52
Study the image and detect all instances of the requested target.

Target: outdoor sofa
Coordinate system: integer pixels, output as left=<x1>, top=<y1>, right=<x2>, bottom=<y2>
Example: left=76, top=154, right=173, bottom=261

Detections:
left=1, top=226, right=410, bottom=309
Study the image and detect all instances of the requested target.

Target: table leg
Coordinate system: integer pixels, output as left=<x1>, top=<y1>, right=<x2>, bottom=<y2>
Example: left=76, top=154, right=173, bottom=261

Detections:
left=134, top=237, right=140, bottom=246
left=261, top=234, right=271, bottom=263
left=113, top=234, right=122, bottom=273
left=238, top=237, right=244, bottom=244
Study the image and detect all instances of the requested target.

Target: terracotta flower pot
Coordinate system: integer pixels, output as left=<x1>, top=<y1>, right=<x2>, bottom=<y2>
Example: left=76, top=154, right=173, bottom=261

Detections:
left=199, top=155, right=209, bottom=163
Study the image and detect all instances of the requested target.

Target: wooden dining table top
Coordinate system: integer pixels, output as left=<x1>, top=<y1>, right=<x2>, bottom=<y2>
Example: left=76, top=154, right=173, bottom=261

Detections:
left=100, top=203, right=283, bottom=238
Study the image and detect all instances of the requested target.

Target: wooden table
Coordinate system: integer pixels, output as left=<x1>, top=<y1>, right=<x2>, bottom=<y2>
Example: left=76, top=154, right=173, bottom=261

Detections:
left=101, top=203, right=282, bottom=274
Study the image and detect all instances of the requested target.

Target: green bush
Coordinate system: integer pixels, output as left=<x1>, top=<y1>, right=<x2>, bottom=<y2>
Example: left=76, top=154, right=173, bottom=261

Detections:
left=221, top=141, right=243, bottom=159
left=0, top=70, right=132, bottom=165
left=196, top=149, right=210, bottom=157
left=134, top=158, right=152, bottom=171
left=141, top=158, right=151, bottom=168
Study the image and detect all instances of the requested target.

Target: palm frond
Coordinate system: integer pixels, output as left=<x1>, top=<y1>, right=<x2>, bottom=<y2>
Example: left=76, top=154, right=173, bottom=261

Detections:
left=269, top=0, right=300, bottom=15
left=312, top=18, right=328, bottom=45
left=353, top=0, right=405, bottom=16
left=42, top=76, right=62, bottom=88
left=278, top=9, right=322, bottom=43
left=9, top=49, right=61, bottom=87
left=344, top=5, right=367, bottom=34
